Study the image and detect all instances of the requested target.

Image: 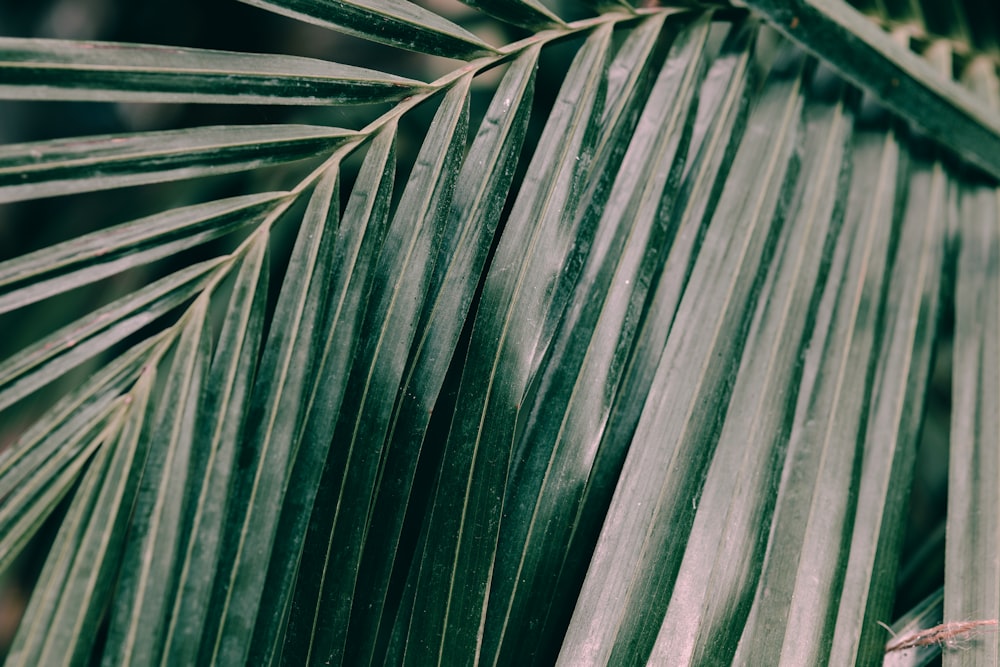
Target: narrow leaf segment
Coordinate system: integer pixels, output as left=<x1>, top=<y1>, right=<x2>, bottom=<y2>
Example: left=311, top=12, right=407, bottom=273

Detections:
left=0, top=124, right=355, bottom=203
left=238, top=0, right=497, bottom=59
left=0, top=37, right=427, bottom=105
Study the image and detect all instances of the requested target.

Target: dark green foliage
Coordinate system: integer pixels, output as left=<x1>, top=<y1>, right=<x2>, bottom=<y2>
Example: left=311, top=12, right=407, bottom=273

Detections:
left=0, top=1, right=997, bottom=665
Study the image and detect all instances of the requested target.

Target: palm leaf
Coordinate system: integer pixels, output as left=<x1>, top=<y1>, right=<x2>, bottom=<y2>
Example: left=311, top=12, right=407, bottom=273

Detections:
left=0, top=333, right=164, bottom=573
left=0, top=124, right=355, bottom=203
left=7, top=370, right=154, bottom=667
left=828, top=126, right=948, bottom=665
left=0, top=192, right=287, bottom=313
left=102, top=297, right=211, bottom=667
left=946, top=74, right=1000, bottom=667
left=734, top=101, right=903, bottom=666
left=0, top=38, right=427, bottom=105
left=0, top=259, right=223, bottom=412
left=283, top=73, right=473, bottom=666
left=161, top=232, right=270, bottom=666
left=237, top=0, right=497, bottom=58
left=202, top=163, right=351, bottom=665
left=560, top=41, right=807, bottom=664
left=248, top=123, right=396, bottom=666
left=405, top=23, right=615, bottom=664
left=303, top=46, right=538, bottom=667
left=2, top=0, right=999, bottom=664
left=654, top=62, right=851, bottom=667
left=485, top=13, right=711, bottom=664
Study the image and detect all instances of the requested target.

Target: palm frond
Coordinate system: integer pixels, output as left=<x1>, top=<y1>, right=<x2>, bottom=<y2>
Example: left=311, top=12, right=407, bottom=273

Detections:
left=405, top=22, right=615, bottom=664
left=0, top=259, right=222, bottom=413
left=102, top=297, right=211, bottom=667
left=0, top=333, right=164, bottom=575
left=7, top=369, right=152, bottom=667
left=1, top=0, right=999, bottom=664
left=561, top=36, right=807, bottom=664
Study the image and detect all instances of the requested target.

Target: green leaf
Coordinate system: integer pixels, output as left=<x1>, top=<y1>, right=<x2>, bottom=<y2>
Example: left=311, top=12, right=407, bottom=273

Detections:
left=558, top=46, right=806, bottom=666
left=0, top=334, right=163, bottom=575
left=525, top=20, right=760, bottom=665
left=0, top=401, right=116, bottom=577
left=160, top=232, right=270, bottom=666
left=741, top=0, right=1000, bottom=180
left=0, top=192, right=288, bottom=314
left=649, top=65, right=852, bottom=667
left=942, top=52, right=1000, bottom=667
left=284, top=74, right=473, bottom=666
left=458, top=0, right=564, bottom=30
left=5, top=412, right=122, bottom=667
left=101, top=297, right=212, bottom=667
left=945, top=135, right=1000, bottom=667
left=0, top=258, right=223, bottom=413
left=403, top=22, right=615, bottom=665
left=828, top=147, right=948, bottom=665
left=2, top=3, right=998, bottom=665
left=0, top=332, right=161, bottom=503
left=239, top=0, right=497, bottom=59
left=6, top=370, right=155, bottom=667
left=199, top=162, right=347, bottom=665
left=734, top=110, right=905, bottom=666
left=345, top=46, right=538, bottom=667
left=0, top=37, right=428, bottom=105
left=592, top=19, right=760, bottom=463
left=484, top=13, right=711, bottom=665
left=0, top=124, right=356, bottom=203
left=245, top=125, right=397, bottom=666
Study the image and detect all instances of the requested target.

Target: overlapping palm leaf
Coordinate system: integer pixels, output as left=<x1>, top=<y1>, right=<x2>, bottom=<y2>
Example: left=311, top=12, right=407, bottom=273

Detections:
left=1, top=0, right=999, bottom=664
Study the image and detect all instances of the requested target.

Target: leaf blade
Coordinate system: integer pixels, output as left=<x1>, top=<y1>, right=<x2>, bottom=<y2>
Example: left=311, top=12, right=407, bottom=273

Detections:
left=160, top=232, right=271, bottom=666
left=284, top=74, right=473, bottom=666
left=202, top=166, right=348, bottom=665
left=101, top=298, right=212, bottom=667
left=0, top=124, right=355, bottom=203
left=238, top=0, right=496, bottom=59
left=484, top=13, right=712, bottom=664
left=404, top=22, right=616, bottom=665
left=345, top=47, right=539, bottom=666
left=558, top=47, right=806, bottom=666
left=0, top=192, right=287, bottom=314
left=7, top=370, right=156, bottom=667
left=742, top=0, right=1000, bottom=180
left=828, top=148, right=949, bottom=666
left=734, top=109, right=906, bottom=667
left=0, top=37, right=428, bottom=105
left=0, top=258, right=223, bottom=413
